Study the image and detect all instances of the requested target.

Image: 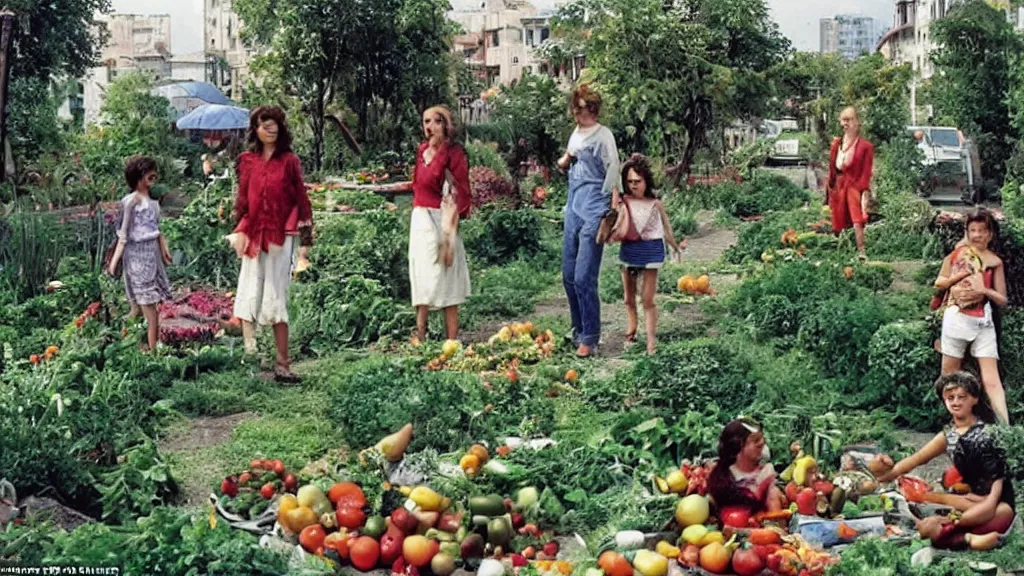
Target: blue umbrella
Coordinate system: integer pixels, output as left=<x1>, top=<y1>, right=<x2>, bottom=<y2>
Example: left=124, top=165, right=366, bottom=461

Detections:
left=176, top=104, right=250, bottom=131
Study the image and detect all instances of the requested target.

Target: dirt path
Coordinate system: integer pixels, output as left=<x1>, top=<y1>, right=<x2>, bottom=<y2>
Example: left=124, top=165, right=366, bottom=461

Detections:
left=159, top=412, right=257, bottom=506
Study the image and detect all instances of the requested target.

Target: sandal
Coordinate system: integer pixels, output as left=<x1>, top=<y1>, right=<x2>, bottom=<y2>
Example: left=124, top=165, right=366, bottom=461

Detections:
left=576, top=344, right=598, bottom=358
left=858, top=251, right=868, bottom=262
left=624, top=331, right=637, bottom=344
left=274, top=364, right=302, bottom=385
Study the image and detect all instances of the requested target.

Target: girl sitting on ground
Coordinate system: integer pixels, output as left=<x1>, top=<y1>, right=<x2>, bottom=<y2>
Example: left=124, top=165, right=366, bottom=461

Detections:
left=615, top=154, right=684, bottom=354
left=708, top=419, right=786, bottom=515
left=874, top=371, right=1014, bottom=551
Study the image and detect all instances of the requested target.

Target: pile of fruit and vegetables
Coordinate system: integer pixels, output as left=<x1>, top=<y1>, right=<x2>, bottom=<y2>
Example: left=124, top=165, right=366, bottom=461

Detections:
left=212, top=426, right=1000, bottom=576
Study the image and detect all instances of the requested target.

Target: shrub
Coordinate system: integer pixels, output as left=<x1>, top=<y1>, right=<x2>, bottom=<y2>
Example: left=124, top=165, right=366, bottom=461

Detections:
left=727, top=260, right=858, bottom=339
left=587, top=338, right=756, bottom=417
left=162, top=177, right=237, bottom=289
left=798, top=297, right=892, bottom=378
left=310, top=209, right=409, bottom=298
left=863, top=321, right=944, bottom=430
left=327, top=358, right=485, bottom=453
left=290, top=275, right=415, bottom=355
left=470, top=166, right=519, bottom=208
left=465, top=140, right=511, bottom=180
left=465, top=208, right=544, bottom=265
left=849, top=262, right=895, bottom=292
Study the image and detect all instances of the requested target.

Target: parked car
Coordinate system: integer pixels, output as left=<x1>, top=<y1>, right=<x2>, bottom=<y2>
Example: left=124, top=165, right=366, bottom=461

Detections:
left=907, top=126, right=983, bottom=204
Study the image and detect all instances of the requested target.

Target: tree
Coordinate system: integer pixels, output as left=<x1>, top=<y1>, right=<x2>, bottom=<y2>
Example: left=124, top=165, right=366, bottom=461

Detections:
left=929, top=0, right=1021, bottom=181
left=490, top=74, right=574, bottom=169
left=5, top=0, right=111, bottom=81
left=550, top=0, right=788, bottom=179
left=235, top=0, right=455, bottom=171
left=77, top=73, right=177, bottom=180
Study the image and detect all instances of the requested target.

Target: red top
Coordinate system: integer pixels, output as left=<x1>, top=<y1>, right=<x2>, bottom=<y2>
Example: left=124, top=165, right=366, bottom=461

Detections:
left=233, top=151, right=313, bottom=258
left=412, top=142, right=472, bottom=218
left=828, top=137, right=875, bottom=193
left=950, top=246, right=995, bottom=317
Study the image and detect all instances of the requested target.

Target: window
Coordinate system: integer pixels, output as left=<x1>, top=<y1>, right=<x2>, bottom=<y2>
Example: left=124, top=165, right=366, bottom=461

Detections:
left=540, top=27, right=549, bottom=42
left=526, top=29, right=534, bottom=46
left=491, top=30, right=499, bottom=47
left=512, top=56, right=519, bottom=65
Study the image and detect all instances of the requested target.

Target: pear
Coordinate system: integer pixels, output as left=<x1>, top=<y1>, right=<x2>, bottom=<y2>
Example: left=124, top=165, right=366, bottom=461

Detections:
left=375, top=423, right=413, bottom=462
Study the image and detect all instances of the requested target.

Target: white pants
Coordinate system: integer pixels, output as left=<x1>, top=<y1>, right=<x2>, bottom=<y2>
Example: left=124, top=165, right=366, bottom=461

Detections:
left=233, top=237, right=294, bottom=326
left=941, top=304, right=999, bottom=359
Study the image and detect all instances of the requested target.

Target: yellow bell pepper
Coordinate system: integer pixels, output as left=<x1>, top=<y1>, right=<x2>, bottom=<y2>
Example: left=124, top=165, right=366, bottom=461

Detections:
left=410, top=486, right=444, bottom=511
left=654, top=541, right=680, bottom=559
left=632, top=550, right=668, bottom=576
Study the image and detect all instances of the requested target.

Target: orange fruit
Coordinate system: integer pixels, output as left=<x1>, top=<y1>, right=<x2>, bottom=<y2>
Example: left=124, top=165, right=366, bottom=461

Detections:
left=678, top=275, right=695, bottom=294
left=468, top=444, right=489, bottom=464
left=277, top=494, right=300, bottom=533
left=694, top=275, right=710, bottom=294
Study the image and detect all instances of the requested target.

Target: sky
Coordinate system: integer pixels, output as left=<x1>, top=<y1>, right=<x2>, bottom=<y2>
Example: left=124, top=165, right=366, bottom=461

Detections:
left=111, top=0, right=895, bottom=55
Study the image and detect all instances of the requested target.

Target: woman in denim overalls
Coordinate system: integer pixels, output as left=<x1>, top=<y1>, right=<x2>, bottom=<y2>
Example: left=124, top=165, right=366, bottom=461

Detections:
left=557, top=85, right=620, bottom=357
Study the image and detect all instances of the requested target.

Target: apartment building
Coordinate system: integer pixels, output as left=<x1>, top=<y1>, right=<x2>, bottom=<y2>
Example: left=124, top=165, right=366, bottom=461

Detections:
left=204, top=0, right=253, bottom=101
left=876, top=0, right=917, bottom=68
left=450, top=0, right=564, bottom=88
left=820, top=14, right=886, bottom=60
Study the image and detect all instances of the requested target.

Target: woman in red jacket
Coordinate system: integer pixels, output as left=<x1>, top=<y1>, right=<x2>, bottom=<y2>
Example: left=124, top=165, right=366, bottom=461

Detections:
left=230, top=106, right=313, bottom=384
left=827, top=106, right=874, bottom=261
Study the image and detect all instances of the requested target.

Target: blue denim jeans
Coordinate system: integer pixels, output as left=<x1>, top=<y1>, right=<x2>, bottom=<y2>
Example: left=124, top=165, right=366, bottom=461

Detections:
left=562, top=209, right=604, bottom=347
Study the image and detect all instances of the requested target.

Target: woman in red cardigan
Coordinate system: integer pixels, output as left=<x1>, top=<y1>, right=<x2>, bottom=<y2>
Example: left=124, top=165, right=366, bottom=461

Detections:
left=230, top=106, right=313, bottom=384
left=827, top=106, right=874, bottom=261
left=384, top=105, right=472, bottom=342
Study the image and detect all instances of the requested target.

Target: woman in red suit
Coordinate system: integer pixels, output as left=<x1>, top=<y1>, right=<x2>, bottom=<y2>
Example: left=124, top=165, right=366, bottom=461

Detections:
left=827, top=106, right=874, bottom=261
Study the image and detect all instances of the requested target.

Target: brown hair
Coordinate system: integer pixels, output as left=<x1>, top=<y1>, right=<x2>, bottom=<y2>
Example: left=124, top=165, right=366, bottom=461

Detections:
left=247, top=106, right=293, bottom=157
left=965, top=208, right=999, bottom=239
left=621, top=154, right=657, bottom=199
left=124, top=155, right=158, bottom=190
left=570, top=84, right=602, bottom=117
left=423, top=105, right=456, bottom=143
left=934, top=371, right=997, bottom=424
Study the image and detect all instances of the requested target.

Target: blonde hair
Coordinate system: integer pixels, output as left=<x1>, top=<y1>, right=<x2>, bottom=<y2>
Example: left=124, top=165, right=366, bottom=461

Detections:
left=423, top=105, right=455, bottom=142
left=840, top=106, right=861, bottom=129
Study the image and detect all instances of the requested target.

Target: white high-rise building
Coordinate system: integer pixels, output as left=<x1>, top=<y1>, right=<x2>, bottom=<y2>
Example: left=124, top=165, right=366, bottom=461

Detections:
left=820, top=14, right=887, bottom=60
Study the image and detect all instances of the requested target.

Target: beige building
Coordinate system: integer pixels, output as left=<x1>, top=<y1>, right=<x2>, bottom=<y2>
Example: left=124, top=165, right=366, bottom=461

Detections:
left=205, top=0, right=253, bottom=101
left=101, top=14, right=173, bottom=77
left=876, top=0, right=917, bottom=68
left=450, top=0, right=556, bottom=87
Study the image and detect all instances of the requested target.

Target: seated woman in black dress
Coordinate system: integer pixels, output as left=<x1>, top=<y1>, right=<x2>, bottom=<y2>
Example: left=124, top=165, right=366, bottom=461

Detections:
left=875, top=372, right=1015, bottom=550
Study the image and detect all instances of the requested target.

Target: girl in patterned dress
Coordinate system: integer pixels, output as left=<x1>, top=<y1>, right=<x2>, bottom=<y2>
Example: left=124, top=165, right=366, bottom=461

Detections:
left=875, top=372, right=1015, bottom=550
left=617, top=154, right=683, bottom=354
left=107, top=155, right=173, bottom=352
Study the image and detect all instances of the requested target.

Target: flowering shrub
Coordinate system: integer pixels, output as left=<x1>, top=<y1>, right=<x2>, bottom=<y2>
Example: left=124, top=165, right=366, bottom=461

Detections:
left=469, top=167, right=519, bottom=208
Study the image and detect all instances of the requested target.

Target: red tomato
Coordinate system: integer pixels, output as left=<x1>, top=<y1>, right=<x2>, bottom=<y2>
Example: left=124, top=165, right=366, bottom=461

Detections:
left=299, top=524, right=327, bottom=554
left=380, top=532, right=404, bottom=566
left=271, top=460, right=286, bottom=476
left=283, top=473, right=298, bottom=492
left=391, top=508, right=418, bottom=533
left=238, top=472, right=252, bottom=485
left=350, top=536, right=380, bottom=571
left=260, top=482, right=276, bottom=499
left=328, top=482, right=367, bottom=507
left=732, top=548, right=765, bottom=576
left=336, top=505, right=367, bottom=530
left=720, top=506, right=751, bottom=528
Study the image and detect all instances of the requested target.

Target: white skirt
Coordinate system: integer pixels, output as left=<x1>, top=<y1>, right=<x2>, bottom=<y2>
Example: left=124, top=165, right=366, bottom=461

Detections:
left=233, top=236, right=295, bottom=326
left=409, top=207, right=471, bottom=310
